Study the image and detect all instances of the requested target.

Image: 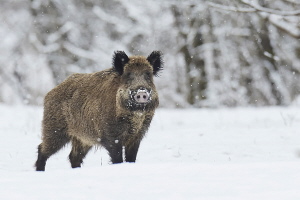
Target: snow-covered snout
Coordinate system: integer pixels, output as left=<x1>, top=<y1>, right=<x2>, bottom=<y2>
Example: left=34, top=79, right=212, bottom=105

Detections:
left=131, top=88, right=151, bottom=104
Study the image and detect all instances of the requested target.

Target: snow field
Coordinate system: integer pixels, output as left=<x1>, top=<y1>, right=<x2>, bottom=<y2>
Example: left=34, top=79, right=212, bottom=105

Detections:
left=0, top=105, right=300, bottom=199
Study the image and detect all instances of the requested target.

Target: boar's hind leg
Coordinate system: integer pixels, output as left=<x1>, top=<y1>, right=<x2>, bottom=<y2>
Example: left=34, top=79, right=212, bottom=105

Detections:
left=69, top=137, right=92, bottom=168
left=35, top=144, right=48, bottom=171
left=125, top=141, right=141, bottom=163
left=35, top=129, right=70, bottom=171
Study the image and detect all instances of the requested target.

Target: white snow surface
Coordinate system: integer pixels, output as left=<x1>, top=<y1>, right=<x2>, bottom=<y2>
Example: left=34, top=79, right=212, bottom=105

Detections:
left=1, top=104, right=300, bottom=199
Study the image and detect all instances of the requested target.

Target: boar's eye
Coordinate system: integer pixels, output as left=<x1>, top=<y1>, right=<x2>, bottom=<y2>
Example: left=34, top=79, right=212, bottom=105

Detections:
left=145, top=71, right=151, bottom=80
left=124, top=72, right=133, bottom=80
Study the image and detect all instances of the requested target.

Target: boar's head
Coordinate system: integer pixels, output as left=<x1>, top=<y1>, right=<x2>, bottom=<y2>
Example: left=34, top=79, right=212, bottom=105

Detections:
left=113, top=51, right=163, bottom=111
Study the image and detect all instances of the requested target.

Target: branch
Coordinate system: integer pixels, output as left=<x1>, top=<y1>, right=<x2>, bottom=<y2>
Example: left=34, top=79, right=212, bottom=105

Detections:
left=282, top=0, right=300, bottom=5
left=93, top=6, right=127, bottom=32
left=29, top=33, right=60, bottom=53
left=207, top=1, right=300, bottom=16
left=63, top=42, right=99, bottom=62
left=206, top=2, right=256, bottom=13
left=206, top=1, right=300, bottom=38
left=29, top=22, right=75, bottom=53
left=240, top=0, right=300, bottom=16
left=46, top=22, right=74, bottom=44
left=267, top=15, right=300, bottom=38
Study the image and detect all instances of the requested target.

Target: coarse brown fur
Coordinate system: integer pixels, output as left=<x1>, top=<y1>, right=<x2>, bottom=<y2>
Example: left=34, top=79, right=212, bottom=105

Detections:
left=35, top=51, right=163, bottom=171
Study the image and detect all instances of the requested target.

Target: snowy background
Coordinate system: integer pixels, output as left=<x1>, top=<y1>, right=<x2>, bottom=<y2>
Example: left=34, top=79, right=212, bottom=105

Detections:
left=0, top=0, right=300, bottom=107
left=1, top=0, right=300, bottom=199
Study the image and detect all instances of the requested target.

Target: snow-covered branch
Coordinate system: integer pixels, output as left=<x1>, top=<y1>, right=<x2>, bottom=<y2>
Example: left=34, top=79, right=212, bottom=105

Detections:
left=63, top=41, right=99, bottom=62
left=283, top=0, right=300, bottom=5
left=267, top=14, right=300, bottom=38
left=206, top=2, right=256, bottom=13
left=29, top=33, right=60, bottom=53
left=240, top=0, right=300, bottom=16
left=207, top=1, right=300, bottom=38
left=207, top=1, right=300, bottom=16
left=93, top=6, right=127, bottom=32
left=46, top=22, right=75, bottom=44
left=29, top=22, right=76, bottom=53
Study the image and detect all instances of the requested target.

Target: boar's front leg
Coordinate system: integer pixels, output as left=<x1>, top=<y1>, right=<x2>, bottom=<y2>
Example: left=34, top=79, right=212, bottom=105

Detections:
left=103, top=139, right=123, bottom=164
left=125, top=141, right=141, bottom=163
left=69, top=137, right=92, bottom=168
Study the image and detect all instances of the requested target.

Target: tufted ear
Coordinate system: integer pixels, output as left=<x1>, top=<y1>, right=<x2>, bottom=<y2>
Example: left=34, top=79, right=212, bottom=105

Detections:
left=147, top=51, right=163, bottom=76
left=112, top=51, right=129, bottom=75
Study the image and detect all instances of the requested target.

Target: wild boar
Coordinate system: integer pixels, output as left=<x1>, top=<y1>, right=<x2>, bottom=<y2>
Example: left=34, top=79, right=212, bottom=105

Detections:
left=35, top=51, right=163, bottom=171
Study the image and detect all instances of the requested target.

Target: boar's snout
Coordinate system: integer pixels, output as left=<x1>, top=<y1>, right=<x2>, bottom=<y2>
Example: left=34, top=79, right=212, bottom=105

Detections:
left=131, top=88, right=151, bottom=104
left=134, top=89, right=150, bottom=103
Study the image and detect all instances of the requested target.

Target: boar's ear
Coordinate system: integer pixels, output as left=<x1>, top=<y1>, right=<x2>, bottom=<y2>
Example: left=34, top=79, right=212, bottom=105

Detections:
left=113, top=51, right=129, bottom=75
left=147, top=51, right=163, bottom=76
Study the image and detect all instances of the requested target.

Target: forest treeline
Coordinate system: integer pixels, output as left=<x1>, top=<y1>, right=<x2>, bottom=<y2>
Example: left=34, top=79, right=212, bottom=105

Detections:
left=0, top=0, right=299, bottom=107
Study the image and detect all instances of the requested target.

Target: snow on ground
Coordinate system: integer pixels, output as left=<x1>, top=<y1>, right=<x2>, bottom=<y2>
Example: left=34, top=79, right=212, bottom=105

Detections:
left=0, top=104, right=300, bottom=199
